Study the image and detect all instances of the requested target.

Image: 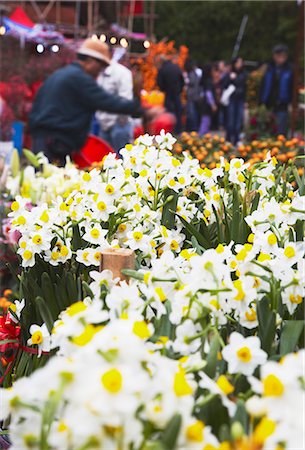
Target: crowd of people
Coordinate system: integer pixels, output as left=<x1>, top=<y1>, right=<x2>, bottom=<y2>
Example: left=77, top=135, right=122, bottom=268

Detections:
left=158, top=44, right=293, bottom=145
left=28, top=38, right=293, bottom=164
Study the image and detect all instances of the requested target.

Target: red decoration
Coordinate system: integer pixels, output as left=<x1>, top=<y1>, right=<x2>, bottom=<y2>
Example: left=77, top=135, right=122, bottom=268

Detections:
left=9, top=6, right=34, bottom=29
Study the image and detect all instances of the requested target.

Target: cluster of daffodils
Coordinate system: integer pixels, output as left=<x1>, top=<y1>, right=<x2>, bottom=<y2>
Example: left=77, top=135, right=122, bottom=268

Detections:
left=1, top=294, right=304, bottom=450
left=85, top=237, right=304, bottom=334
left=245, top=350, right=305, bottom=450
left=1, top=317, right=221, bottom=450
left=2, top=132, right=305, bottom=449
left=8, top=132, right=303, bottom=273
left=6, top=153, right=84, bottom=204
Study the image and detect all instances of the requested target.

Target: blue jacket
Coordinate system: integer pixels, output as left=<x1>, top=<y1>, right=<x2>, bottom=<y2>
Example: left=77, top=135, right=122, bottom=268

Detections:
left=30, top=62, right=142, bottom=150
left=261, top=62, right=292, bottom=107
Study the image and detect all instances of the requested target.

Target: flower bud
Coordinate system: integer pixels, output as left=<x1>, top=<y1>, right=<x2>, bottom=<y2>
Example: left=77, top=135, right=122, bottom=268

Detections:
left=246, top=395, right=267, bottom=417
left=231, top=421, right=244, bottom=440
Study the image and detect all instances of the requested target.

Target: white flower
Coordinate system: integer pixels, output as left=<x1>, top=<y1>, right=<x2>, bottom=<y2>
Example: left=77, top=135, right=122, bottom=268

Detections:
left=82, top=224, right=108, bottom=245
left=155, top=130, right=176, bottom=150
left=222, top=332, right=267, bottom=376
left=27, top=323, right=51, bottom=357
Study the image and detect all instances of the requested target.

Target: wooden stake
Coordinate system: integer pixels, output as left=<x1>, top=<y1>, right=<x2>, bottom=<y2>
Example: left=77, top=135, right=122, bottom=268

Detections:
left=100, top=248, right=135, bottom=281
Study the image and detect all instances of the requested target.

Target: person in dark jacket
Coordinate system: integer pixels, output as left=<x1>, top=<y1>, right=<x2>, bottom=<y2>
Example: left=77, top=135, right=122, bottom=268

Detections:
left=260, top=44, right=293, bottom=136
left=184, top=58, right=200, bottom=131
left=224, top=57, right=247, bottom=145
left=198, top=64, right=217, bottom=136
left=157, top=54, right=184, bottom=134
left=30, top=38, right=145, bottom=165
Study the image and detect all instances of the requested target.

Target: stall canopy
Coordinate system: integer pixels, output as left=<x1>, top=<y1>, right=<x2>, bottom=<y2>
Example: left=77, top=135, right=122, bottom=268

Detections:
left=3, top=6, right=65, bottom=44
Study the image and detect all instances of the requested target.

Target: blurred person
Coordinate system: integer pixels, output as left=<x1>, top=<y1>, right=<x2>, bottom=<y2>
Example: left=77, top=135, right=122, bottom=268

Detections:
left=29, top=39, right=152, bottom=166
left=210, top=63, right=223, bottom=129
left=224, top=57, right=247, bottom=145
left=260, top=44, right=293, bottom=136
left=198, top=64, right=217, bottom=136
left=184, top=58, right=200, bottom=131
left=218, top=60, right=231, bottom=129
left=157, top=54, right=184, bottom=134
left=96, top=50, right=134, bottom=154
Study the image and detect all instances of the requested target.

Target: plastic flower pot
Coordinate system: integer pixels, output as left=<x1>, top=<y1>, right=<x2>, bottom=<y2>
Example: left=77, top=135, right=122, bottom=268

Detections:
left=72, top=135, right=115, bottom=169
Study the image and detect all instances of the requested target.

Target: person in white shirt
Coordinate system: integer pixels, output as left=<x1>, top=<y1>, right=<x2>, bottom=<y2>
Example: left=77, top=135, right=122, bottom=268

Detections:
left=96, top=56, right=133, bottom=154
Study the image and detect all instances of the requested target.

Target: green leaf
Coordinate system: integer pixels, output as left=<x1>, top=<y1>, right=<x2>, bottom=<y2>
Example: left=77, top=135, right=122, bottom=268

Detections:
left=161, top=414, right=182, bottom=450
left=82, top=281, right=94, bottom=299
left=232, top=186, right=241, bottom=242
left=155, top=301, right=172, bottom=338
left=23, top=148, right=40, bottom=168
left=280, top=320, right=304, bottom=355
left=250, top=192, right=260, bottom=214
left=293, top=167, right=305, bottom=195
left=41, top=272, right=60, bottom=318
left=66, top=272, right=79, bottom=303
left=204, top=333, right=220, bottom=378
left=257, top=297, right=276, bottom=355
left=233, top=399, right=248, bottom=430
left=191, top=236, right=204, bottom=255
left=177, top=214, right=210, bottom=249
left=33, top=296, right=54, bottom=334
left=72, top=222, right=83, bottom=251
left=142, top=442, right=165, bottom=450
left=161, top=188, right=178, bottom=229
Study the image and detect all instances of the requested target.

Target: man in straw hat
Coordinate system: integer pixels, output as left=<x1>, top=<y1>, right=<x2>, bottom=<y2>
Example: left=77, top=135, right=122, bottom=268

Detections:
left=30, top=38, right=153, bottom=165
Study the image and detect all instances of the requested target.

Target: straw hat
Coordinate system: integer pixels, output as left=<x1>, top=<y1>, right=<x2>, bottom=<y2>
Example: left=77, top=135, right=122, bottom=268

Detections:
left=78, top=38, right=111, bottom=65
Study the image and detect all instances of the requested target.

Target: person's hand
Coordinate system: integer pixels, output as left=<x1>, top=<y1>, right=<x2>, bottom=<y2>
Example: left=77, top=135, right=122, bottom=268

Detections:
left=211, top=104, right=217, bottom=113
left=230, top=72, right=237, bottom=80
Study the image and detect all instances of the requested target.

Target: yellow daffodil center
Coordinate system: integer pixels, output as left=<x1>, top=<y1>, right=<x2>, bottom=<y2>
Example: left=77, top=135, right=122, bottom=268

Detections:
left=236, top=346, right=252, bottom=362
left=173, top=368, right=193, bottom=397
left=186, top=420, right=205, bottom=442
left=133, top=321, right=151, bottom=339
left=32, top=330, right=43, bottom=345
left=170, top=240, right=179, bottom=251
left=105, top=184, right=115, bottom=195
left=23, top=250, right=33, bottom=260
left=133, top=231, right=143, bottom=241
left=267, top=233, right=277, bottom=245
left=101, top=368, right=122, bottom=394
left=32, top=235, right=42, bottom=245
left=253, top=417, right=276, bottom=445
left=216, top=375, right=234, bottom=395
left=289, top=294, right=302, bottom=304
left=11, top=201, right=20, bottom=211
left=72, top=324, right=98, bottom=346
left=90, top=228, right=100, bottom=239
left=263, top=374, right=284, bottom=397
left=67, top=301, right=87, bottom=317
left=284, top=246, right=295, bottom=258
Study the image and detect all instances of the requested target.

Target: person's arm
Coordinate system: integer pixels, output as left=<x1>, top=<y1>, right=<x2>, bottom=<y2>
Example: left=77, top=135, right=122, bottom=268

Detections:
left=76, top=71, right=142, bottom=116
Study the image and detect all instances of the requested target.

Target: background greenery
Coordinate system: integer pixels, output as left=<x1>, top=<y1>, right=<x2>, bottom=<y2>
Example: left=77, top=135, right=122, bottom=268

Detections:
left=154, top=0, right=299, bottom=64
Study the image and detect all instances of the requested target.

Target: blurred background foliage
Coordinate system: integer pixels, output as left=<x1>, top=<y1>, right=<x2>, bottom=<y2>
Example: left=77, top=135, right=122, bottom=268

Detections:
left=154, top=1, right=299, bottom=64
